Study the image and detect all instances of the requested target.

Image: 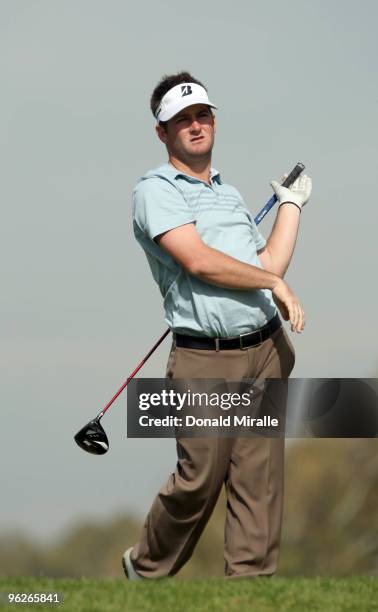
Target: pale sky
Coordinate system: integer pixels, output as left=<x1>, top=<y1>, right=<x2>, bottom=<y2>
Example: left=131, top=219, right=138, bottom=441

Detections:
left=1, top=0, right=377, bottom=542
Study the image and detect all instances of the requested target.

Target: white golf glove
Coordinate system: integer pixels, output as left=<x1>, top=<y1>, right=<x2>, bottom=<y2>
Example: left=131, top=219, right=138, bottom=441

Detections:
left=270, top=173, right=312, bottom=211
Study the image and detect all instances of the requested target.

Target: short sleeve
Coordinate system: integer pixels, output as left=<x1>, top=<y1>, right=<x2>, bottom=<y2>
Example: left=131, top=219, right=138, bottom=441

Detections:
left=233, top=187, right=267, bottom=251
left=132, top=178, right=196, bottom=241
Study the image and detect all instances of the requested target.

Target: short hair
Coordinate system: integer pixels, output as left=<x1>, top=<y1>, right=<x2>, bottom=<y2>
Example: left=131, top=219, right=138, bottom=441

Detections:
left=150, top=71, right=208, bottom=129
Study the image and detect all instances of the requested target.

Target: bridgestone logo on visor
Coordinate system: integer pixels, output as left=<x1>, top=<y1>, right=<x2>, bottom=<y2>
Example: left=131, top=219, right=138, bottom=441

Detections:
left=181, top=85, right=193, bottom=97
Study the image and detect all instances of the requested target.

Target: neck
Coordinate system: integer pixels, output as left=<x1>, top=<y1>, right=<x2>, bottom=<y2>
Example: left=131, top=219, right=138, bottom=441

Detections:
left=168, top=155, right=212, bottom=185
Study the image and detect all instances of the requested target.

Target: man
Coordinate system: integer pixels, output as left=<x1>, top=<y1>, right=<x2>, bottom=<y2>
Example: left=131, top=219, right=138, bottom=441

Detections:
left=123, top=71, right=312, bottom=580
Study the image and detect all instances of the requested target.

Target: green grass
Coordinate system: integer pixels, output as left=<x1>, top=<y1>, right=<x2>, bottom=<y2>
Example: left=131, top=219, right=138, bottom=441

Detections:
left=0, top=576, right=377, bottom=612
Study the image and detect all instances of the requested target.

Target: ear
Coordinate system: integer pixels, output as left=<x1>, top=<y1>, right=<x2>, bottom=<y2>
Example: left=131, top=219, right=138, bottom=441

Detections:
left=156, top=123, right=168, bottom=144
left=213, top=113, right=216, bottom=134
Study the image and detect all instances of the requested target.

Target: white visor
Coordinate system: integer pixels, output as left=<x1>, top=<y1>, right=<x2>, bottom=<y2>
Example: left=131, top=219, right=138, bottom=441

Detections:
left=155, top=82, right=217, bottom=122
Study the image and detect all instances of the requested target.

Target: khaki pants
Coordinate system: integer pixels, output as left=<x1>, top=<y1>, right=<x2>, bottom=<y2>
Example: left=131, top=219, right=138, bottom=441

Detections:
left=131, top=325, right=295, bottom=578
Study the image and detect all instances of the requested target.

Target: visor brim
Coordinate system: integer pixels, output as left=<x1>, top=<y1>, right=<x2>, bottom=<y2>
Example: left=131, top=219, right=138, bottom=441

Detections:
left=158, top=100, right=218, bottom=122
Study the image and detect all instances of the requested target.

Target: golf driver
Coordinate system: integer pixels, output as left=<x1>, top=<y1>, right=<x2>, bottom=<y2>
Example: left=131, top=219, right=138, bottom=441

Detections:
left=74, top=162, right=305, bottom=455
left=74, top=328, right=170, bottom=454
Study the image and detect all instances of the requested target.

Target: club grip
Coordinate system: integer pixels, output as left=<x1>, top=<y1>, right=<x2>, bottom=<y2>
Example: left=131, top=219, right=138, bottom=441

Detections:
left=282, top=162, right=305, bottom=188
left=253, top=162, right=306, bottom=226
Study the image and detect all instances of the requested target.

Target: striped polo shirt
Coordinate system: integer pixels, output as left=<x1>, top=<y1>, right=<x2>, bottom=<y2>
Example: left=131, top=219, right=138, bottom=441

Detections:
left=132, top=162, right=277, bottom=337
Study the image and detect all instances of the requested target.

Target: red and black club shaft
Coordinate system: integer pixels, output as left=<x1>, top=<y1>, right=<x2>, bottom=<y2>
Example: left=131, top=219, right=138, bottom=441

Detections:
left=94, top=328, right=171, bottom=421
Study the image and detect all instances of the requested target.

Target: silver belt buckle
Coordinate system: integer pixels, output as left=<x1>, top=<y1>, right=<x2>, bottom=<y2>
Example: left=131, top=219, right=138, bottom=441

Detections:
left=239, top=329, right=263, bottom=350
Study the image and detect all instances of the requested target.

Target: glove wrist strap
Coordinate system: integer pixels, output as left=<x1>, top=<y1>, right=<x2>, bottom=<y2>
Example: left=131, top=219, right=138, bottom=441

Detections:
left=279, top=201, right=302, bottom=213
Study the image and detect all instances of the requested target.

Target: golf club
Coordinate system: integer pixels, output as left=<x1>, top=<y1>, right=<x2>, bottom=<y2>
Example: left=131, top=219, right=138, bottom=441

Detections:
left=74, top=328, right=170, bottom=454
left=74, top=162, right=305, bottom=454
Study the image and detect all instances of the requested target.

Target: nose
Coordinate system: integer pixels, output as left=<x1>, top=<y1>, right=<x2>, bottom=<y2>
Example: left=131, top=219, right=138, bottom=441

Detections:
left=189, top=118, right=201, bottom=131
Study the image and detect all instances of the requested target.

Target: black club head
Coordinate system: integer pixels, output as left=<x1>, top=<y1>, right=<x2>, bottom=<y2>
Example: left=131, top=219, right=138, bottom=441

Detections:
left=74, top=418, right=109, bottom=455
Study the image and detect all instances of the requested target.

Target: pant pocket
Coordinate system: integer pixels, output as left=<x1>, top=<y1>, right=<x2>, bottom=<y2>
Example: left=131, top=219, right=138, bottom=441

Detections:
left=280, top=328, right=296, bottom=375
left=166, top=342, right=178, bottom=378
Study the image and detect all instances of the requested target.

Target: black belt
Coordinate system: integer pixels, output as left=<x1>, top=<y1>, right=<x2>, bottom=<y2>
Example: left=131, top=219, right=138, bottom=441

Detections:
left=174, top=313, right=282, bottom=351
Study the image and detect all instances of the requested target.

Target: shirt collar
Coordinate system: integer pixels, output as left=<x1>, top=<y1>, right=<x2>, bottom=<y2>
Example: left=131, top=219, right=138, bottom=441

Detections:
left=164, top=162, right=222, bottom=185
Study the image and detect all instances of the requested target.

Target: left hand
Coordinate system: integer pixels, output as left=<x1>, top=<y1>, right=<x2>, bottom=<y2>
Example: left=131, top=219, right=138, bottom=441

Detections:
left=270, top=173, right=312, bottom=210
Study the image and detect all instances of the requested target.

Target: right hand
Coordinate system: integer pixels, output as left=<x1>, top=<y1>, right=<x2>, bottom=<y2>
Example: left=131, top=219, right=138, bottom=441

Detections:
left=272, top=279, right=305, bottom=333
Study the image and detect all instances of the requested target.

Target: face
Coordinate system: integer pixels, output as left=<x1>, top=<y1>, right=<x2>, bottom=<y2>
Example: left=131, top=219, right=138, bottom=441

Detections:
left=156, top=103, right=216, bottom=162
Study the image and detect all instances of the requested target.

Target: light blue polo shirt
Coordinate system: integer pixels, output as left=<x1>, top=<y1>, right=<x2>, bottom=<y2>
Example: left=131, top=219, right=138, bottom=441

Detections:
left=132, top=162, right=277, bottom=337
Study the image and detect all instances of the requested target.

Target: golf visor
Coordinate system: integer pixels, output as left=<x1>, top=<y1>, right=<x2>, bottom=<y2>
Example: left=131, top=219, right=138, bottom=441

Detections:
left=155, top=83, right=217, bottom=122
